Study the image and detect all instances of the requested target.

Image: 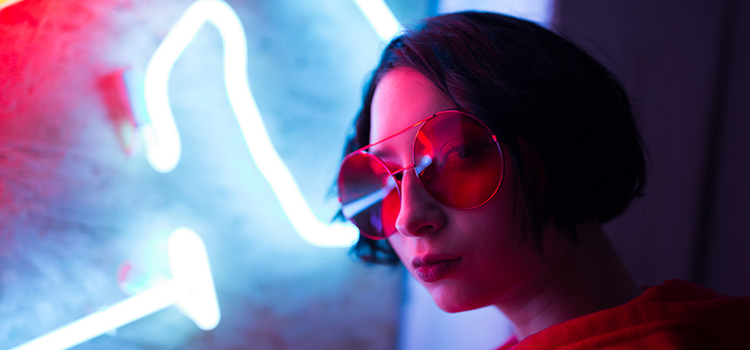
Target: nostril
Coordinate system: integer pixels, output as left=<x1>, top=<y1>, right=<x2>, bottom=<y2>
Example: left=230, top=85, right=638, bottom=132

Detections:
left=413, top=225, right=435, bottom=237
left=397, top=219, right=440, bottom=238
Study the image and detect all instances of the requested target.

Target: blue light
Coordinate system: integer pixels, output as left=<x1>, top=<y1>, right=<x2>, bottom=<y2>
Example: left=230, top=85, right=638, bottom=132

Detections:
left=11, top=228, right=220, bottom=350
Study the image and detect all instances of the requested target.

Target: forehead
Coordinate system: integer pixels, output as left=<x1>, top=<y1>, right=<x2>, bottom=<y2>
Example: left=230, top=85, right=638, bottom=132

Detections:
left=370, top=69, right=455, bottom=148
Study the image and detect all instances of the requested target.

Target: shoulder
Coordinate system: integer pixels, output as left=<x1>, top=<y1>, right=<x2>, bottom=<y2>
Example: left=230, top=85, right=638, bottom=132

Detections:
left=501, top=279, right=750, bottom=349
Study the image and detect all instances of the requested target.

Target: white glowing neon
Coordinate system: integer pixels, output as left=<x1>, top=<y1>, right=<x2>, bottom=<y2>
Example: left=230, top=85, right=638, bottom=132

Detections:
left=352, top=0, right=402, bottom=41
left=167, top=228, right=221, bottom=330
left=141, top=0, right=365, bottom=247
left=11, top=228, right=220, bottom=350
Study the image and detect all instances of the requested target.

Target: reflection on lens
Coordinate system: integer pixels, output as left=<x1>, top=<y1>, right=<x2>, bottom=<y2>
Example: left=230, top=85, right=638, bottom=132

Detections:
left=414, top=111, right=503, bottom=209
left=339, top=111, right=503, bottom=239
left=338, top=152, right=399, bottom=239
left=415, top=154, right=432, bottom=174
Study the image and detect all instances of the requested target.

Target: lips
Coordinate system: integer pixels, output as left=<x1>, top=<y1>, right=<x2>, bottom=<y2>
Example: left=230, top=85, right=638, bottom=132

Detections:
left=412, top=256, right=461, bottom=283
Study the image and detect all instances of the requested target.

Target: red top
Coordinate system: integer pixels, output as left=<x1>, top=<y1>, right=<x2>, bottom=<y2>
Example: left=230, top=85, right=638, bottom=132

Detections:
left=497, top=279, right=750, bottom=349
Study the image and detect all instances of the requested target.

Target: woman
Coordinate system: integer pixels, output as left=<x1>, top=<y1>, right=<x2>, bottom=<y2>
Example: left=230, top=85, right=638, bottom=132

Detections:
left=336, top=12, right=749, bottom=349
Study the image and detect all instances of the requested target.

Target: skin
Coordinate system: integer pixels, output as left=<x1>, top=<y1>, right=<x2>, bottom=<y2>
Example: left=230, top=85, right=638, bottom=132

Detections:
left=370, top=68, right=643, bottom=339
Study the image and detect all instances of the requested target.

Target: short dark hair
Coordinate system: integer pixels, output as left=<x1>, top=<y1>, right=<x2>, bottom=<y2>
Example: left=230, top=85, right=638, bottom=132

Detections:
left=338, top=11, right=646, bottom=265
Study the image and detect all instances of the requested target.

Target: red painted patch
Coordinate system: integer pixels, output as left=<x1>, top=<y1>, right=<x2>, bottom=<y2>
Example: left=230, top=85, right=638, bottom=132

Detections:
left=0, top=0, right=123, bottom=224
left=99, top=68, right=138, bottom=155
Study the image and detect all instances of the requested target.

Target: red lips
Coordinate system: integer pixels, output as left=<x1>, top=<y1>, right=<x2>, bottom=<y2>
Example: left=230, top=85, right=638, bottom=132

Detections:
left=412, top=256, right=462, bottom=282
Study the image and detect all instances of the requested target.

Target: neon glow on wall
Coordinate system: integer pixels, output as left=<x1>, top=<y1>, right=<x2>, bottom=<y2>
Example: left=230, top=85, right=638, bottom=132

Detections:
left=11, top=228, right=220, bottom=350
left=10, top=0, right=400, bottom=348
left=140, top=0, right=402, bottom=248
left=352, top=0, right=402, bottom=41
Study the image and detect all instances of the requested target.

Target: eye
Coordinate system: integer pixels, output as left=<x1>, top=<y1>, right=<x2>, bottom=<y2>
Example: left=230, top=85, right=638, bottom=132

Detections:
left=439, top=138, right=489, bottom=168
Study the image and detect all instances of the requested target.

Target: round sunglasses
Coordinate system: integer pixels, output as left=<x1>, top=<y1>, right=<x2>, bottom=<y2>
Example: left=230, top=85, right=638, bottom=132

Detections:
left=338, top=110, right=504, bottom=240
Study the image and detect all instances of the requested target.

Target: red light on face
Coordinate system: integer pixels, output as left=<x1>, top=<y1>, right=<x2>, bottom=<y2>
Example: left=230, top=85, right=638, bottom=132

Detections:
left=339, top=111, right=504, bottom=239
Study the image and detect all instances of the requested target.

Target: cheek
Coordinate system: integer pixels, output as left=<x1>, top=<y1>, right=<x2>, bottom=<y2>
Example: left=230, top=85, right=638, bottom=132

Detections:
left=386, top=235, right=410, bottom=264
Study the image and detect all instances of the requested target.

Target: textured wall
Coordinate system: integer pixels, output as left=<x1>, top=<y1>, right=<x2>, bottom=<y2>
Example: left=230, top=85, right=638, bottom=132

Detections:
left=0, top=0, right=424, bottom=348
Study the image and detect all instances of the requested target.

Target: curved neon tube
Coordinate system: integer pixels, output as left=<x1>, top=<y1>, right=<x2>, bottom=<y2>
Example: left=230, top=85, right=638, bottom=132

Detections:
left=142, top=0, right=373, bottom=247
left=11, top=228, right=220, bottom=350
left=352, top=0, right=402, bottom=41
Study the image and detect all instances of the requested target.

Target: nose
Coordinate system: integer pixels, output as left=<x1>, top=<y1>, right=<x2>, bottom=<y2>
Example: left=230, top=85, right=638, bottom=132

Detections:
left=394, top=169, right=445, bottom=237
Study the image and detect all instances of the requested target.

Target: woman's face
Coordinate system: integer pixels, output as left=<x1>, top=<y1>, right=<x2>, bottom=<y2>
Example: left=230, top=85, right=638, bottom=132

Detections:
left=370, top=68, right=546, bottom=312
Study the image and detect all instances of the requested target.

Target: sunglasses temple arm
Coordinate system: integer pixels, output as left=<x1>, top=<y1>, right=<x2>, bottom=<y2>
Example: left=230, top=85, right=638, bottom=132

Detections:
left=341, top=180, right=397, bottom=219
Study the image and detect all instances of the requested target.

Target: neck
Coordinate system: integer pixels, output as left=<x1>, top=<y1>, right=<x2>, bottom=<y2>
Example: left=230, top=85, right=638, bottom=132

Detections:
left=494, top=222, right=641, bottom=340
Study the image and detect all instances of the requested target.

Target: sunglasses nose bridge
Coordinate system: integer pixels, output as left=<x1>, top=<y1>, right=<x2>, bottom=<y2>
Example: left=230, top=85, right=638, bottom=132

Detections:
left=388, top=163, right=418, bottom=185
left=390, top=163, right=446, bottom=238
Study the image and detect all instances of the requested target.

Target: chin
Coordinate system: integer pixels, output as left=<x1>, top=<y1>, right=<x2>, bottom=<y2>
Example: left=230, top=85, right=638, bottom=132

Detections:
left=427, top=283, right=490, bottom=313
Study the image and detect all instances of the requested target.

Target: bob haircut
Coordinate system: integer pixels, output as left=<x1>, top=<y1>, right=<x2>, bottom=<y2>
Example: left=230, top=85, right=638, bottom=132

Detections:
left=339, top=11, right=646, bottom=265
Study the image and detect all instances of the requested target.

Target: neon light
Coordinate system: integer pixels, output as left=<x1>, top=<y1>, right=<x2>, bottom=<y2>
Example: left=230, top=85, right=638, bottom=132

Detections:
left=437, top=0, right=554, bottom=26
left=352, top=0, right=402, bottom=41
left=140, top=0, right=367, bottom=247
left=11, top=228, right=220, bottom=350
left=14, top=1, right=401, bottom=348
left=168, top=228, right=221, bottom=331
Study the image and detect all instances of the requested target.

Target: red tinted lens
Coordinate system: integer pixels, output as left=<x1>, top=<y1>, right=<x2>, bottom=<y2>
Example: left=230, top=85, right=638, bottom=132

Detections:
left=413, top=112, right=503, bottom=208
left=338, top=152, right=400, bottom=239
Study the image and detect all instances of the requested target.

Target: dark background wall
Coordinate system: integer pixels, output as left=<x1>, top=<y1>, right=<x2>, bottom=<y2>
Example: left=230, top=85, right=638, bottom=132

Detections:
left=554, top=0, right=749, bottom=296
